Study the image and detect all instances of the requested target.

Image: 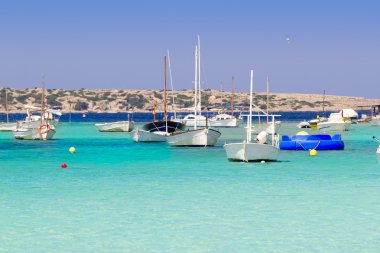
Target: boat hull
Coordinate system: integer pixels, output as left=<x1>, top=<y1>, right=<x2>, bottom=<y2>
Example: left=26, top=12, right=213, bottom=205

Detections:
left=95, top=121, right=134, bottom=132
left=167, top=128, right=221, bottom=146
left=132, top=130, right=167, bottom=142
left=317, top=121, right=351, bottom=131
left=14, top=128, right=56, bottom=140
left=0, top=122, right=17, bottom=131
left=224, top=142, right=279, bottom=162
left=209, top=118, right=238, bottom=127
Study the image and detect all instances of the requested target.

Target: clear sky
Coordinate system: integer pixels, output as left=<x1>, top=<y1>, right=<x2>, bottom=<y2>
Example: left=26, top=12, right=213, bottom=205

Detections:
left=0, top=0, right=379, bottom=98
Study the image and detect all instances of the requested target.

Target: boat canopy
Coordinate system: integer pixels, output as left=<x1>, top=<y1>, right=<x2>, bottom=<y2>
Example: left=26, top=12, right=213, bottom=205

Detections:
left=141, top=121, right=186, bottom=133
left=341, top=109, right=358, bottom=118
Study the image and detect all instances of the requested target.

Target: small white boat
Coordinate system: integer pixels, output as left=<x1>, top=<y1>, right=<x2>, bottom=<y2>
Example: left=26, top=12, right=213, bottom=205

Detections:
left=0, top=122, right=17, bottom=131
left=297, top=121, right=311, bottom=129
left=317, top=120, right=351, bottom=131
left=14, top=125, right=56, bottom=140
left=95, top=120, right=134, bottom=132
left=209, top=113, right=239, bottom=127
left=317, top=110, right=353, bottom=131
left=224, top=70, right=280, bottom=162
left=167, top=128, right=220, bottom=146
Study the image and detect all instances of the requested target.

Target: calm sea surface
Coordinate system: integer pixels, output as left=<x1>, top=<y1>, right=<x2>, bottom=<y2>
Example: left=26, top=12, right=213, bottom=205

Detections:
left=1, top=113, right=379, bottom=252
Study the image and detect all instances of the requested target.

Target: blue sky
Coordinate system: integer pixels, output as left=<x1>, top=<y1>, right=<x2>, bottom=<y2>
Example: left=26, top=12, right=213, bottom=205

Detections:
left=0, top=0, right=379, bottom=98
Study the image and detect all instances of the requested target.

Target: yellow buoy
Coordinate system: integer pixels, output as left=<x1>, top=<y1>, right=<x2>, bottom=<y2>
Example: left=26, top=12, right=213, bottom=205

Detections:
left=297, top=131, right=309, bottom=136
left=69, top=147, right=76, bottom=154
left=309, top=149, right=317, bottom=156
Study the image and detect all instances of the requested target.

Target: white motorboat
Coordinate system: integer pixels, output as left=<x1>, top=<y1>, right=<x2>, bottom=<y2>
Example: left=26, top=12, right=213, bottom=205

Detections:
left=224, top=70, right=280, bottom=162
left=317, top=111, right=353, bottom=131
left=95, top=119, right=134, bottom=132
left=209, top=113, right=239, bottom=127
left=297, top=121, right=311, bottom=129
left=167, top=36, right=221, bottom=146
left=178, top=114, right=207, bottom=127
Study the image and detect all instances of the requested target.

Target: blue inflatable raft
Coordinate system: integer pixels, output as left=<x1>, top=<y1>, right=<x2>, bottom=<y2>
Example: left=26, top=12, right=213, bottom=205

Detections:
left=279, top=134, right=344, bottom=150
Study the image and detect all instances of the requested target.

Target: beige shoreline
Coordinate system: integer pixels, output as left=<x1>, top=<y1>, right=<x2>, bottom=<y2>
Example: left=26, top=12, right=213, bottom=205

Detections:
left=1, top=88, right=379, bottom=113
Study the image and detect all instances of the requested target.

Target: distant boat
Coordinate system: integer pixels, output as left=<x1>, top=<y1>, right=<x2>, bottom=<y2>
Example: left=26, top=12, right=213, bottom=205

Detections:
left=371, top=105, right=380, bottom=126
left=0, top=88, right=17, bottom=131
left=208, top=76, right=239, bottom=128
left=297, top=121, right=311, bottom=129
left=224, top=70, right=281, bottom=162
left=95, top=113, right=134, bottom=132
left=13, top=77, right=61, bottom=140
left=167, top=36, right=221, bottom=146
left=317, top=109, right=357, bottom=132
left=132, top=55, right=185, bottom=142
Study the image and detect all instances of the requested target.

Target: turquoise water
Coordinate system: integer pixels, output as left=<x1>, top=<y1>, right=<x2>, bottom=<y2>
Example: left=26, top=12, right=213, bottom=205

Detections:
left=1, top=123, right=380, bottom=252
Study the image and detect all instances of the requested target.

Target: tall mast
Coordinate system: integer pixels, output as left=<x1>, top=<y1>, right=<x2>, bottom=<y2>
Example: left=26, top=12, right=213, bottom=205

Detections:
left=247, top=70, right=253, bottom=142
left=41, top=75, right=46, bottom=124
left=164, top=56, right=168, bottom=133
left=5, top=88, right=9, bottom=123
left=231, top=76, right=234, bottom=116
left=322, top=90, right=326, bottom=118
left=194, top=45, right=198, bottom=130
left=197, top=35, right=201, bottom=115
left=266, top=76, right=269, bottom=124
left=167, top=50, right=176, bottom=118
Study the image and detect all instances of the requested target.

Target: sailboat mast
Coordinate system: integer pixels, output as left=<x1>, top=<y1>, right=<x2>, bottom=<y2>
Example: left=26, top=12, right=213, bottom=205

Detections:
left=41, top=75, right=46, bottom=124
left=164, top=56, right=168, bottom=133
left=197, top=36, right=201, bottom=116
left=167, top=50, right=176, bottom=118
left=266, top=76, right=269, bottom=124
left=5, top=88, right=9, bottom=123
left=194, top=45, right=198, bottom=130
left=247, top=70, right=253, bottom=143
left=231, top=76, right=234, bottom=116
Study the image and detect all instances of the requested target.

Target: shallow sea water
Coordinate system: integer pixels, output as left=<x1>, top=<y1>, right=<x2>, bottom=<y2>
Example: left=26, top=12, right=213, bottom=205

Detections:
left=1, top=122, right=380, bottom=252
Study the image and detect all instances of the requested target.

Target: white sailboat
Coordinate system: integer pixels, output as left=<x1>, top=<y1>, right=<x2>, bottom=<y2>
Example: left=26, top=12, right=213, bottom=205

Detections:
left=13, top=77, right=61, bottom=140
left=224, top=70, right=280, bottom=162
left=167, top=36, right=221, bottom=146
left=132, top=55, right=186, bottom=142
left=0, top=88, right=17, bottom=131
